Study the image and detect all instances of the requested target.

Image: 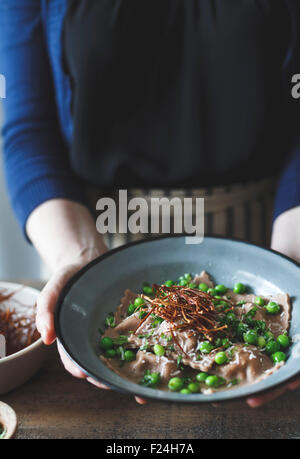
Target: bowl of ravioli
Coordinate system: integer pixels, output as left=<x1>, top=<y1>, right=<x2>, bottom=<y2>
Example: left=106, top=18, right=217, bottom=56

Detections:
left=54, top=236, right=300, bottom=402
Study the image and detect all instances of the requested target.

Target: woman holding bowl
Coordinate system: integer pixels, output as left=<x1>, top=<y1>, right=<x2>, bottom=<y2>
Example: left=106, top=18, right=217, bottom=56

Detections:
left=0, top=0, right=300, bottom=406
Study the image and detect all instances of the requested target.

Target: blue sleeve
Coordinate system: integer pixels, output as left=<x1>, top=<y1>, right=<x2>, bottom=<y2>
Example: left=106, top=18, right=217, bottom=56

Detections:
left=274, top=135, right=300, bottom=220
left=0, top=0, right=86, bottom=239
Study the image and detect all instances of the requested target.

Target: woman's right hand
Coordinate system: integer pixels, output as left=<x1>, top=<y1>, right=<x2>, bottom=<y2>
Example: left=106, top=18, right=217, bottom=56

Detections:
left=36, top=252, right=107, bottom=384
left=36, top=246, right=148, bottom=404
left=27, top=200, right=109, bottom=383
left=27, top=199, right=147, bottom=404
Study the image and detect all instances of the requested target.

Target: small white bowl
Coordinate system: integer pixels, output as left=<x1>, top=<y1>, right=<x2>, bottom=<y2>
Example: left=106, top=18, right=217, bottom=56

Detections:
left=0, top=402, right=17, bottom=438
left=0, top=282, right=49, bottom=394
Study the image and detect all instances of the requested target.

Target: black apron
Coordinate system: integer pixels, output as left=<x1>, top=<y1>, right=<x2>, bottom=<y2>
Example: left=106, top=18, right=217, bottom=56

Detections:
left=63, top=0, right=291, bottom=190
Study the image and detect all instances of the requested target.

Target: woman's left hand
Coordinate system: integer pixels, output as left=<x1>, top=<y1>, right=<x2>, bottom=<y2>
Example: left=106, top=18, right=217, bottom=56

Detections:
left=246, top=206, right=300, bottom=407
left=246, top=377, right=300, bottom=408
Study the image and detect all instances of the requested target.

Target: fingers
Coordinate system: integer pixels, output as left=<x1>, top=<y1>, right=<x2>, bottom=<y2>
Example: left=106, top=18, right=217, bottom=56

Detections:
left=36, top=289, right=56, bottom=345
left=135, top=397, right=148, bottom=405
left=36, top=264, right=80, bottom=344
left=36, top=260, right=115, bottom=390
left=247, top=375, right=300, bottom=408
left=58, top=342, right=110, bottom=389
left=247, top=385, right=287, bottom=408
left=286, top=377, right=300, bottom=391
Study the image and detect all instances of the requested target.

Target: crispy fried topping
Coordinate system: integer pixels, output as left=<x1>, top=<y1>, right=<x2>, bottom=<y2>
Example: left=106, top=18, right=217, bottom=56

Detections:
left=134, top=284, right=234, bottom=355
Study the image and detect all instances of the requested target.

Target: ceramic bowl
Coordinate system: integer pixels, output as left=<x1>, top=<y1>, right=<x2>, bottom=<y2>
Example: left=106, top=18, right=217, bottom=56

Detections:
left=0, top=282, right=48, bottom=394
left=55, top=236, right=300, bottom=402
left=0, top=402, right=17, bottom=439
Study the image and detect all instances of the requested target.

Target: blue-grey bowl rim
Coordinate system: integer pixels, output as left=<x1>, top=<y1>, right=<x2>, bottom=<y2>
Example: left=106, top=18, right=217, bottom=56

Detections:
left=54, top=234, right=300, bottom=403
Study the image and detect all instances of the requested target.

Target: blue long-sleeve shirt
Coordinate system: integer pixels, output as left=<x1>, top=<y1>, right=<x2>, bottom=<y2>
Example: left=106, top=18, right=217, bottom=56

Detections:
left=0, top=0, right=84, bottom=235
left=0, top=0, right=300, bottom=237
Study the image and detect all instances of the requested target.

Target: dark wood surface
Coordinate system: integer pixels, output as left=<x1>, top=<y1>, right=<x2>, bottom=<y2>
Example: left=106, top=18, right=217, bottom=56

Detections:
left=1, top=346, right=299, bottom=439
left=2, top=280, right=300, bottom=439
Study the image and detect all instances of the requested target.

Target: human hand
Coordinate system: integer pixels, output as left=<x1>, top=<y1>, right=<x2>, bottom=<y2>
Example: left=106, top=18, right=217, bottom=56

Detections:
left=28, top=199, right=146, bottom=403
left=36, top=250, right=148, bottom=404
left=36, top=248, right=108, bottom=383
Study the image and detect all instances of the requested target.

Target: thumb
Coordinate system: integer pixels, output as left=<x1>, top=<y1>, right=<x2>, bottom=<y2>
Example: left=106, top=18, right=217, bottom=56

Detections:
left=36, top=263, right=81, bottom=345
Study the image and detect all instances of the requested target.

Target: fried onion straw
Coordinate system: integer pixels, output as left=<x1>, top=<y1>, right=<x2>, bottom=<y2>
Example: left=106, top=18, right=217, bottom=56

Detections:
left=134, top=284, right=234, bottom=356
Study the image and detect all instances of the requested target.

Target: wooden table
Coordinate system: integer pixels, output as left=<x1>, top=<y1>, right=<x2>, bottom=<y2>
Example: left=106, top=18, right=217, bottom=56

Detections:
left=1, top=348, right=300, bottom=439
left=1, top=281, right=300, bottom=439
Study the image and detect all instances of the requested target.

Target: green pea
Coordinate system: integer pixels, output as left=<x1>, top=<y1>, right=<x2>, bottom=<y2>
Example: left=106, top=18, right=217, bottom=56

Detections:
left=180, top=388, right=191, bottom=394
left=187, top=382, right=200, bottom=393
left=243, top=330, right=258, bottom=345
left=143, top=286, right=153, bottom=295
left=124, top=350, right=136, bottom=362
left=153, top=344, right=165, bottom=356
left=198, top=283, right=208, bottom=292
left=188, top=283, right=197, bottom=289
left=233, top=282, right=246, bottom=294
left=198, top=341, right=214, bottom=354
left=134, top=297, right=145, bottom=307
left=105, top=349, right=116, bottom=358
left=265, top=301, right=280, bottom=315
left=265, top=340, right=280, bottom=355
left=100, top=337, right=113, bottom=350
left=141, top=371, right=160, bottom=387
left=178, top=279, right=188, bottom=286
left=257, top=336, right=266, bottom=348
left=183, top=273, right=193, bottom=281
left=277, top=334, right=290, bottom=349
left=127, top=303, right=136, bottom=316
left=207, top=288, right=218, bottom=296
left=271, top=351, right=286, bottom=363
left=215, top=284, right=228, bottom=294
left=214, top=352, right=228, bottom=365
left=205, top=375, right=220, bottom=388
left=164, top=280, right=174, bottom=287
left=149, top=372, right=160, bottom=386
left=255, top=296, right=265, bottom=306
left=168, top=377, right=184, bottom=392
left=196, top=372, right=209, bottom=382
left=222, top=338, right=231, bottom=349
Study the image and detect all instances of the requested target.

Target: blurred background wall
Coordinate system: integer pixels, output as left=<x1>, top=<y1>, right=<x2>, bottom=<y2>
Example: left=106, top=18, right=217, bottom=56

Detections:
left=0, top=101, right=42, bottom=280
